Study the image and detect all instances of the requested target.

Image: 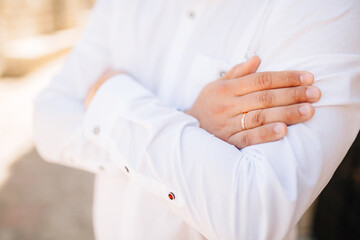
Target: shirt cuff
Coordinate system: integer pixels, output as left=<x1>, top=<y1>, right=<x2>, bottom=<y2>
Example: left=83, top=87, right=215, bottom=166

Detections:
left=83, top=73, right=153, bottom=151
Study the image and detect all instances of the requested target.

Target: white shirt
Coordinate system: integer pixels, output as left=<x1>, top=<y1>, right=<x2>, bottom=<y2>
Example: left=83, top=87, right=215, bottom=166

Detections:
left=34, top=0, right=360, bottom=239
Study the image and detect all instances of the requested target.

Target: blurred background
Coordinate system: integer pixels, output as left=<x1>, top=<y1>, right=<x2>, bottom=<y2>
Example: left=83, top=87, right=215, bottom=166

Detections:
left=0, top=1, right=358, bottom=240
left=0, top=1, right=95, bottom=239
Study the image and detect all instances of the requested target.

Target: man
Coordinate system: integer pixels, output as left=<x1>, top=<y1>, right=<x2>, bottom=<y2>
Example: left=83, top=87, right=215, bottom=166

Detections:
left=34, top=0, right=360, bottom=239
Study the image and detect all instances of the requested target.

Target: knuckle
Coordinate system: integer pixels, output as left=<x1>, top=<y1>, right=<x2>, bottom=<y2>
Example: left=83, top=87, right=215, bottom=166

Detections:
left=239, top=134, right=251, bottom=147
left=252, top=111, right=266, bottom=126
left=284, top=107, right=296, bottom=122
left=215, top=82, right=231, bottom=96
left=287, top=72, right=301, bottom=85
left=292, top=87, right=306, bottom=102
left=257, top=72, right=273, bottom=90
left=291, top=88, right=299, bottom=102
left=259, top=91, right=273, bottom=107
left=259, top=127, right=270, bottom=141
left=214, top=104, right=229, bottom=114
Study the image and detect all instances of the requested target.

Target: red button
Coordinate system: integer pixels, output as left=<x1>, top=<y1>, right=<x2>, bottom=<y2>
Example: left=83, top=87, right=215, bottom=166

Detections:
left=168, top=192, right=175, bottom=200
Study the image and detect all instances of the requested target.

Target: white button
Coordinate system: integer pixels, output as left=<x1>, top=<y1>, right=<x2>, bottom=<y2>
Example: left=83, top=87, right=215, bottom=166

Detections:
left=99, top=166, right=105, bottom=171
left=188, top=11, right=195, bottom=18
left=93, top=126, right=100, bottom=135
left=219, top=70, right=226, bottom=77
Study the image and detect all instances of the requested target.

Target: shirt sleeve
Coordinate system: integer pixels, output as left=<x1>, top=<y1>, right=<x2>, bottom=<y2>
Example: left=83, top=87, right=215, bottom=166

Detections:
left=34, top=0, right=122, bottom=174
left=34, top=1, right=360, bottom=240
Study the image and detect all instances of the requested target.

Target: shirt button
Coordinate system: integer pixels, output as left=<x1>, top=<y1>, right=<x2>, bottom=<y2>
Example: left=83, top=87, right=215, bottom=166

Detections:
left=93, top=126, right=100, bottom=135
left=99, top=166, right=105, bottom=171
left=124, top=166, right=130, bottom=173
left=188, top=11, right=195, bottom=19
left=219, top=70, right=226, bottom=77
left=168, top=192, right=175, bottom=200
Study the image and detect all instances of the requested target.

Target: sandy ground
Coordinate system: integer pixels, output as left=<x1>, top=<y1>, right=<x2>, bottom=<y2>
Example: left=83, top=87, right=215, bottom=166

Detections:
left=0, top=56, right=95, bottom=240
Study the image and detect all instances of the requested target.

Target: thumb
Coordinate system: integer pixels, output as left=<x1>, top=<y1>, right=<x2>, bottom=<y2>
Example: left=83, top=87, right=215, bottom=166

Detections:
left=220, top=55, right=261, bottom=80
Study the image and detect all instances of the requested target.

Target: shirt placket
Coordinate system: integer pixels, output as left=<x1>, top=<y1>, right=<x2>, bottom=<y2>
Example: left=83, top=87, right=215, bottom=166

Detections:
left=159, top=1, right=207, bottom=104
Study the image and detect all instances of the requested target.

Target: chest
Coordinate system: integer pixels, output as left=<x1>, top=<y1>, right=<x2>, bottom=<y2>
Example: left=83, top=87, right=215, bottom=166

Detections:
left=108, top=0, right=267, bottom=109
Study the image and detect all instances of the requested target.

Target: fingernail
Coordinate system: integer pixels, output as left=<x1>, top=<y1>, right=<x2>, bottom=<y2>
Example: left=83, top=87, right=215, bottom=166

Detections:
left=300, top=72, right=313, bottom=85
left=306, top=86, right=320, bottom=101
left=274, top=124, right=284, bottom=134
left=299, top=104, right=312, bottom=117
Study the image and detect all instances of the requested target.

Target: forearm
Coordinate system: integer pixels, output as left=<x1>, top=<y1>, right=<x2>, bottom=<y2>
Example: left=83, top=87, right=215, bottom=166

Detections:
left=34, top=0, right=119, bottom=173
left=34, top=0, right=360, bottom=238
left=35, top=60, right=359, bottom=240
left=82, top=72, right=360, bottom=239
left=34, top=87, right=117, bottom=173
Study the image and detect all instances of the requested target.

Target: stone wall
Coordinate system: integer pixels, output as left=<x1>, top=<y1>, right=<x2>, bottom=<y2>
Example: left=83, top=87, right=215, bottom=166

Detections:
left=0, top=0, right=95, bottom=76
left=0, top=0, right=95, bottom=41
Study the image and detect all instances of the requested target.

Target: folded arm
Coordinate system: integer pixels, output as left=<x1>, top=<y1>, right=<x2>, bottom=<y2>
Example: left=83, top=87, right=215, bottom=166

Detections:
left=34, top=0, right=360, bottom=239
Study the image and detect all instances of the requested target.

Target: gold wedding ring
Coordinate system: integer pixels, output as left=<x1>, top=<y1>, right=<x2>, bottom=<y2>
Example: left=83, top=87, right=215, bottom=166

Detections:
left=241, top=112, right=247, bottom=131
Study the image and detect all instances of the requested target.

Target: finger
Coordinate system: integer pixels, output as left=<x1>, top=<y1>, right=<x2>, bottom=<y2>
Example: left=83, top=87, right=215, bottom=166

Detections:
left=220, top=55, right=261, bottom=80
left=228, top=103, right=314, bottom=133
left=227, top=122, right=287, bottom=149
left=234, top=86, right=321, bottom=113
left=228, top=70, right=314, bottom=96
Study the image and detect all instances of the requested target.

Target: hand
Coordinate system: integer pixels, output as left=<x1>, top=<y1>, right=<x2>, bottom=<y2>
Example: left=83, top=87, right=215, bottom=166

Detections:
left=84, top=69, right=124, bottom=109
left=186, top=56, right=321, bottom=149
